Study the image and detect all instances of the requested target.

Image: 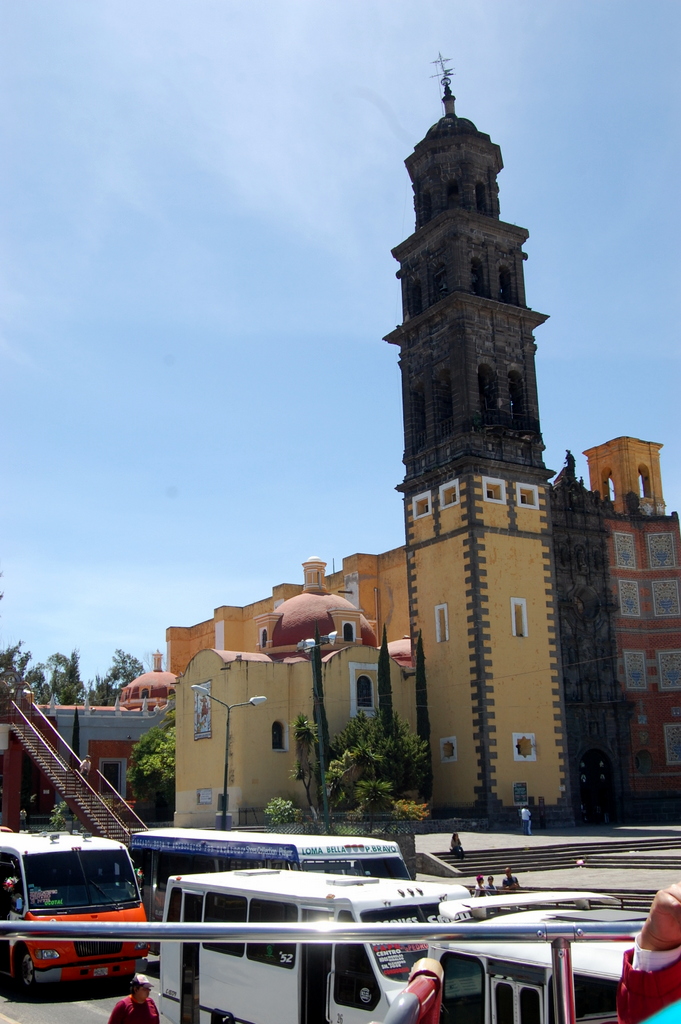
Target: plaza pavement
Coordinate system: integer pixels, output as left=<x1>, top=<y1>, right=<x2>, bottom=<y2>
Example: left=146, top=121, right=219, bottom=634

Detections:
left=414, top=823, right=681, bottom=895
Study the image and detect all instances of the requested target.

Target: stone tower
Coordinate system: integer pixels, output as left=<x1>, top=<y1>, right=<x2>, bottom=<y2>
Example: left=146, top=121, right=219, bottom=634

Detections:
left=384, top=76, right=572, bottom=823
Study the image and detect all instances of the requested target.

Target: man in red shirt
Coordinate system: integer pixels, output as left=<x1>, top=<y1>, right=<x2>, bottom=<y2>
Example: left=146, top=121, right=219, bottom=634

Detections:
left=619, top=880, right=681, bottom=1024
left=108, top=974, right=160, bottom=1024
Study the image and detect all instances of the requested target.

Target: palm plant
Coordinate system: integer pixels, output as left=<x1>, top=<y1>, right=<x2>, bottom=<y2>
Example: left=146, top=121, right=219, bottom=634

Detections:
left=290, top=713, right=318, bottom=818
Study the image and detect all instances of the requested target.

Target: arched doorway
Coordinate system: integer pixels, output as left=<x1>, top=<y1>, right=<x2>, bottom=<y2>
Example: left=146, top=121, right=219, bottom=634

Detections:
left=578, top=749, right=615, bottom=823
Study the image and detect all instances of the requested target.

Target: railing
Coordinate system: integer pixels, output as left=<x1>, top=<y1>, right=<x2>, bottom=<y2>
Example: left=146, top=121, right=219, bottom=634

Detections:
left=4, top=693, right=146, bottom=840
left=472, top=410, right=541, bottom=435
left=0, top=918, right=637, bottom=1024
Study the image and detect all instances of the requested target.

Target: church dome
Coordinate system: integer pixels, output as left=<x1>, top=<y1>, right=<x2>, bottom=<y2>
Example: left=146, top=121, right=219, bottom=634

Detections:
left=426, top=114, right=479, bottom=139
left=270, top=592, right=377, bottom=648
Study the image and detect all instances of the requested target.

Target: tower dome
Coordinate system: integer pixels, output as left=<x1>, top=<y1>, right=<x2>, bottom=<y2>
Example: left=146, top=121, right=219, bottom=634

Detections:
left=270, top=591, right=377, bottom=649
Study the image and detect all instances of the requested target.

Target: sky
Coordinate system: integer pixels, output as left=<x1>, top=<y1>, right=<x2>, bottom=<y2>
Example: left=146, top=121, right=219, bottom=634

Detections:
left=0, top=1, right=679, bottom=684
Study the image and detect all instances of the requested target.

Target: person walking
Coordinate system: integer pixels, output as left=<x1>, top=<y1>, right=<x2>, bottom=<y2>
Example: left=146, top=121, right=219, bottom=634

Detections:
left=78, top=755, right=91, bottom=778
left=108, top=975, right=159, bottom=1024
left=520, top=805, right=532, bottom=836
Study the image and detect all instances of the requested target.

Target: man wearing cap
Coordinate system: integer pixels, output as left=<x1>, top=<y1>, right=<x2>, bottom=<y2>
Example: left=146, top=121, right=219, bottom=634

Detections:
left=108, top=974, right=159, bottom=1024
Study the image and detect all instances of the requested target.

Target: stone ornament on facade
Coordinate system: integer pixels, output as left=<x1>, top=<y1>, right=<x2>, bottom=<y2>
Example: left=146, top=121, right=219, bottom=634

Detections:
left=513, top=732, right=536, bottom=761
left=652, top=580, right=680, bottom=617
left=439, top=736, right=457, bottom=763
left=614, top=533, right=636, bottom=568
left=623, top=650, right=646, bottom=690
left=659, top=651, right=681, bottom=690
left=648, top=533, right=675, bottom=568
left=664, top=723, right=681, bottom=765
left=618, top=580, right=640, bottom=617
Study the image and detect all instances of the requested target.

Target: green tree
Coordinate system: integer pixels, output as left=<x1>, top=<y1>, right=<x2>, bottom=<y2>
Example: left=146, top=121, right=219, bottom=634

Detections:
left=88, top=649, right=144, bottom=705
left=35, top=650, right=84, bottom=705
left=415, top=632, right=433, bottom=801
left=377, top=626, right=393, bottom=725
left=355, top=778, right=393, bottom=831
left=290, top=713, right=318, bottom=818
left=128, top=724, right=175, bottom=806
left=0, top=641, right=46, bottom=693
left=71, top=707, right=80, bottom=757
left=332, top=711, right=429, bottom=799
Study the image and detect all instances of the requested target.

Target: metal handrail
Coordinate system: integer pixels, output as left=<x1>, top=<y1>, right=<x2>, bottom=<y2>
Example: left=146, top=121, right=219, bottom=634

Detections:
left=0, top=920, right=639, bottom=943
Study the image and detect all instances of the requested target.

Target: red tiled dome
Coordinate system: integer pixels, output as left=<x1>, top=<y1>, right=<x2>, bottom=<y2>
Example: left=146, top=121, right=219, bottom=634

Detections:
left=270, top=592, right=377, bottom=648
left=126, top=670, right=176, bottom=690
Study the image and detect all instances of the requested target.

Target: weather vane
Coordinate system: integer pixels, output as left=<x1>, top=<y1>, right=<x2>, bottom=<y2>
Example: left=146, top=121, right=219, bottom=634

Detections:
left=431, top=52, right=454, bottom=90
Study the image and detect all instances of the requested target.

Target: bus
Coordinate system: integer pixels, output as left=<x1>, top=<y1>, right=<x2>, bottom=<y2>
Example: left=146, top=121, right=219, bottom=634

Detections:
left=131, top=828, right=411, bottom=923
left=0, top=832, right=147, bottom=987
left=427, top=892, right=645, bottom=1024
left=159, top=868, right=470, bottom=1024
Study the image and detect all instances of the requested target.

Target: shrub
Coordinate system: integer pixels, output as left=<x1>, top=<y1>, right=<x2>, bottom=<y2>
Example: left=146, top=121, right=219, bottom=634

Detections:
left=264, top=797, right=299, bottom=825
left=391, top=799, right=429, bottom=821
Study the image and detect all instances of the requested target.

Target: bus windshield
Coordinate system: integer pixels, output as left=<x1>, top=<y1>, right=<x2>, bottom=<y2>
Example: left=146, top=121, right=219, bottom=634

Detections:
left=25, top=849, right=139, bottom=910
left=301, top=857, right=409, bottom=879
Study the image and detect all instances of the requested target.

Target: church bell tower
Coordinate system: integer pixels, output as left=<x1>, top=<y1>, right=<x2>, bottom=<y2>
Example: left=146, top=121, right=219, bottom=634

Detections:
left=385, top=66, right=572, bottom=823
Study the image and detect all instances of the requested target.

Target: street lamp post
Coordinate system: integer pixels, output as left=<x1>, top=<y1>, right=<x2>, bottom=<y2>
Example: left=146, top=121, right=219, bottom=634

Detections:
left=296, top=631, right=336, bottom=835
left=190, top=685, right=267, bottom=831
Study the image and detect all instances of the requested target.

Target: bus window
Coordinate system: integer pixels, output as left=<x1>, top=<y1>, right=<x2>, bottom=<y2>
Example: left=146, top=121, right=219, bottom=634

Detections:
left=79, top=849, right=139, bottom=903
left=203, top=892, right=247, bottom=957
left=334, top=944, right=380, bottom=1011
left=371, top=943, right=429, bottom=982
left=24, top=849, right=137, bottom=910
left=520, top=987, right=541, bottom=1024
left=167, top=888, right=183, bottom=922
left=442, top=953, right=485, bottom=1024
left=158, top=854, right=194, bottom=891
left=247, top=899, right=297, bottom=969
left=301, top=857, right=409, bottom=879
left=495, top=982, right=514, bottom=1024
left=548, top=976, right=617, bottom=1024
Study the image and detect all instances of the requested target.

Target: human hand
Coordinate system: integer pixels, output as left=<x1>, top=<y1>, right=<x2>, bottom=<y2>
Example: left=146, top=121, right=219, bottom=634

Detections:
left=640, top=882, right=681, bottom=951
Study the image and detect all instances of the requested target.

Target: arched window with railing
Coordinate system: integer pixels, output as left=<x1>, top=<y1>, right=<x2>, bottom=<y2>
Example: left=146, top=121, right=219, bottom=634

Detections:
left=271, top=722, right=285, bottom=751
left=471, top=259, right=485, bottom=296
left=508, top=371, right=524, bottom=421
left=478, top=364, right=496, bottom=414
left=447, top=182, right=459, bottom=208
left=356, top=675, right=373, bottom=709
left=408, top=280, right=423, bottom=317
left=499, top=266, right=512, bottom=303
left=475, top=182, right=486, bottom=213
left=434, top=368, right=453, bottom=425
left=432, top=264, right=448, bottom=301
left=411, top=382, right=426, bottom=436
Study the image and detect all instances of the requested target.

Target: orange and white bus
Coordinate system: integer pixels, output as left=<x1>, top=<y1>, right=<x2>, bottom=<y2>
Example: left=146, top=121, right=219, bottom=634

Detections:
left=0, top=832, right=147, bottom=987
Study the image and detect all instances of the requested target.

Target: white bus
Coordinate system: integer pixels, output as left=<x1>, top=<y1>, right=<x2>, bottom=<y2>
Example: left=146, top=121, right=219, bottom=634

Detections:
left=131, top=828, right=411, bottom=922
left=0, top=832, right=146, bottom=987
left=159, top=869, right=470, bottom=1024
left=427, top=893, right=644, bottom=1024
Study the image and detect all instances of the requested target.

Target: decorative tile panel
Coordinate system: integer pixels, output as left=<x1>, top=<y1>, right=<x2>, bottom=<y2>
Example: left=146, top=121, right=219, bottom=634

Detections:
left=648, top=533, right=676, bottom=568
left=623, top=651, right=647, bottom=690
left=659, top=651, right=681, bottom=690
left=653, top=581, right=680, bottom=617
left=618, top=580, right=640, bottom=617
left=664, top=724, right=681, bottom=765
left=614, top=533, right=636, bottom=568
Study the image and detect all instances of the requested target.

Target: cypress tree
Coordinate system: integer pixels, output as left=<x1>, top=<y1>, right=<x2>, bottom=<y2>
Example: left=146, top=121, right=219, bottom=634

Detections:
left=415, top=632, right=433, bottom=800
left=71, top=705, right=80, bottom=758
left=377, top=625, right=393, bottom=726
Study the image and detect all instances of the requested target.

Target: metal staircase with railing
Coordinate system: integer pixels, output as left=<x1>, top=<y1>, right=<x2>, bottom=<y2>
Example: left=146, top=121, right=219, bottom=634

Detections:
left=2, top=693, right=146, bottom=845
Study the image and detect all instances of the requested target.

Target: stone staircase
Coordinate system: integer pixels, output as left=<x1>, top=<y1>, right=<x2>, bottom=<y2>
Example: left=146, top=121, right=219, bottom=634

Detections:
left=6, top=695, right=145, bottom=845
left=433, top=837, right=681, bottom=878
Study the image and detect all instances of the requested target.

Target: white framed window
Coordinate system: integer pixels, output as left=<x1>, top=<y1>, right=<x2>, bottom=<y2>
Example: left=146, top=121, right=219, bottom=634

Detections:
left=511, top=598, right=528, bottom=637
left=482, top=476, right=506, bottom=504
left=513, top=733, right=536, bottom=762
left=439, top=479, right=460, bottom=508
left=440, top=736, right=457, bottom=763
left=342, top=621, right=355, bottom=642
left=515, top=483, right=539, bottom=509
left=99, top=759, right=126, bottom=793
left=349, top=663, right=377, bottom=717
left=435, top=603, right=449, bottom=642
left=412, top=491, right=432, bottom=519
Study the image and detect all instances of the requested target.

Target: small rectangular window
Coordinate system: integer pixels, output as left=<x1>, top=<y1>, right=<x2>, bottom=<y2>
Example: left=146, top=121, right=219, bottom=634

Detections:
left=511, top=598, right=528, bottom=637
left=482, top=476, right=506, bottom=504
left=435, top=603, right=449, bottom=642
left=515, top=483, right=539, bottom=508
left=413, top=491, right=432, bottom=519
left=439, top=479, right=460, bottom=508
left=203, top=892, right=247, bottom=957
left=247, top=899, right=297, bottom=969
left=442, top=953, right=485, bottom=1024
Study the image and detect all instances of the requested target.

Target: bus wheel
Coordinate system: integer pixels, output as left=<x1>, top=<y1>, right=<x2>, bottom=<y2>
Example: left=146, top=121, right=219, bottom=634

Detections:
left=15, top=947, right=36, bottom=989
